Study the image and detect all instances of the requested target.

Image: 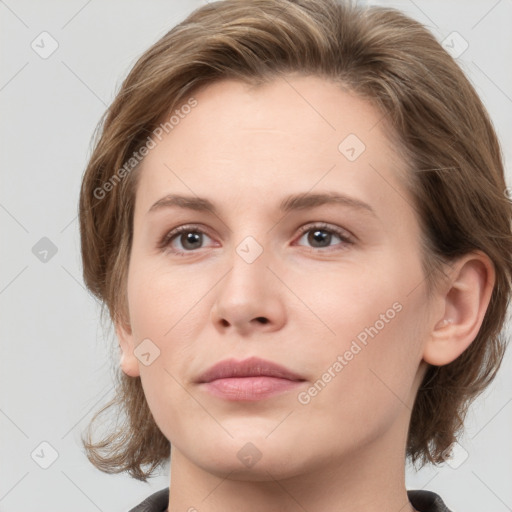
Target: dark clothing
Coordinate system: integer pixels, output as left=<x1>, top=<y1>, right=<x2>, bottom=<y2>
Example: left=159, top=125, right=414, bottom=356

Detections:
left=128, top=487, right=169, bottom=512
left=128, top=487, right=452, bottom=512
left=408, top=490, right=453, bottom=512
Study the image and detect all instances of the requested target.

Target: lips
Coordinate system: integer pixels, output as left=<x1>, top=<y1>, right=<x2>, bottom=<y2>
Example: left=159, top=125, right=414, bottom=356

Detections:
left=196, top=356, right=306, bottom=401
left=196, top=356, right=305, bottom=383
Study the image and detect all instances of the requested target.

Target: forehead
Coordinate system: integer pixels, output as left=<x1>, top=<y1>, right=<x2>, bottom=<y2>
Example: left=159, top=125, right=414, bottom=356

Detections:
left=134, top=75, right=410, bottom=219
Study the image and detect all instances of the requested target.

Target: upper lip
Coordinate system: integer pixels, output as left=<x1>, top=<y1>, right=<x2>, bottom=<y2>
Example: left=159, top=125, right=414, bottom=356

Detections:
left=196, top=356, right=306, bottom=383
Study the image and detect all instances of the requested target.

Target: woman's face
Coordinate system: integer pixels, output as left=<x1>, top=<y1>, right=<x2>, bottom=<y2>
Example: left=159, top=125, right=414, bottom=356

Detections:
left=118, top=74, right=433, bottom=479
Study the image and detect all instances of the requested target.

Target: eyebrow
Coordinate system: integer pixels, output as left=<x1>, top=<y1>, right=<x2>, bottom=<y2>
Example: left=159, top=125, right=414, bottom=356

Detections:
left=147, top=192, right=376, bottom=217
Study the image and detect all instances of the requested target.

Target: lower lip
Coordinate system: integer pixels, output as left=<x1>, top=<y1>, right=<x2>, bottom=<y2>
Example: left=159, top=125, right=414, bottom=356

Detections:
left=201, top=376, right=304, bottom=401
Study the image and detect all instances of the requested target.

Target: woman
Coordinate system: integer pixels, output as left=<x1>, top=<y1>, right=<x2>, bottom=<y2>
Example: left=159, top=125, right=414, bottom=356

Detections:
left=78, top=1, right=512, bottom=511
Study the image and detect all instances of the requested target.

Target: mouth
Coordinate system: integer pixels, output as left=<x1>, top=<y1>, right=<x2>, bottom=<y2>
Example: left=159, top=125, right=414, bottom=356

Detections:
left=196, top=356, right=306, bottom=401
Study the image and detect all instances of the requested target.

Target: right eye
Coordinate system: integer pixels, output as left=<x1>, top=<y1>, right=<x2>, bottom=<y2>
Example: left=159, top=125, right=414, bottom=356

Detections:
left=158, top=225, right=216, bottom=255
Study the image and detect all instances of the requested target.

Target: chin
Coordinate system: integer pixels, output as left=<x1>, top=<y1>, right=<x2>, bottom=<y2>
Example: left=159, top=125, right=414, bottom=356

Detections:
left=201, top=453, right=306, bottom=482
left=184, top=434, right=312, bottom=481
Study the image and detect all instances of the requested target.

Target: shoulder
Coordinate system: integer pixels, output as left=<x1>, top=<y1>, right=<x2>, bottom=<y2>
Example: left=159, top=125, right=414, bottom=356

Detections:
left=407, top=489, right=453, bottom=512
left=128, top=487, right=169, bottom=512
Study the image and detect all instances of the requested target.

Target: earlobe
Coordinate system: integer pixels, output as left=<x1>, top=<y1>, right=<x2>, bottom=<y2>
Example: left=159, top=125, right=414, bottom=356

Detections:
left=423, top=251, right=495, bottom=367
left=115, top=318, right=141, bottom=378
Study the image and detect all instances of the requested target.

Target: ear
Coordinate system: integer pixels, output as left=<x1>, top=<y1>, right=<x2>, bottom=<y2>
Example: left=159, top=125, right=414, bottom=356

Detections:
left=115, top=314, right=141, bottom=378
left=423, top=251, right=495, bottom=366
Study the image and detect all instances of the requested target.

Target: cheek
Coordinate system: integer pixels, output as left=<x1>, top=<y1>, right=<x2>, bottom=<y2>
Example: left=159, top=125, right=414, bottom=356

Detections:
left=292, top=255, right=412, bottom=343
left=297, top=253, right=426, bottom=405
left=126, top=266, right=203, bottom=442
left=126, top=258, right=207, bottom=341
left=125, top=261, right=214, bottom=422
left=295, top=299, right=425, bottom=453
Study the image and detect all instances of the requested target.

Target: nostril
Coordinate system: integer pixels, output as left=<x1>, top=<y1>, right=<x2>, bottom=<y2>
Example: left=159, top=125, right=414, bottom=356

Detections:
left=256, top=317, right=269, bottom=324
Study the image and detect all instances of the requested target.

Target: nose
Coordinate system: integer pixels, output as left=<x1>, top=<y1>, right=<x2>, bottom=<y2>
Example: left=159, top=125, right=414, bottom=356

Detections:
left=210, top=244, right=286, bottom=336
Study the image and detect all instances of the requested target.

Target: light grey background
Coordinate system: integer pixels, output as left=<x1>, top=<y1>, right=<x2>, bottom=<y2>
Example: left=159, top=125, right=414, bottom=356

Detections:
left=1, top=1, right=511, bottom=511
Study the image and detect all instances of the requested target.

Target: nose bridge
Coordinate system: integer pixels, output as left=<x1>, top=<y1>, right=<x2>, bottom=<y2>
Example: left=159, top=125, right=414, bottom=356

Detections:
left=211, top=232, right=285, bottom=332
left=222, top=234, right=270, bottom=304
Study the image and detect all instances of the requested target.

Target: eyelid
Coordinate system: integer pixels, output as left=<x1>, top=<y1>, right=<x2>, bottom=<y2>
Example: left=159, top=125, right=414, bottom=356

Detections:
left=294, top=222, right=354, bottom=243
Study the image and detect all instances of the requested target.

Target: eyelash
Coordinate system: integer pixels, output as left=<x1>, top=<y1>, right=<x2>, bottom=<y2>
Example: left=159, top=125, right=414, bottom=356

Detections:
left=157, top=222, right=354, bottom=256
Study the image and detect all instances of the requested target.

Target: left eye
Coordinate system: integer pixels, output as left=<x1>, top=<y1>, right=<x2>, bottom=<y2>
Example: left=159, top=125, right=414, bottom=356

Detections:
left=295, top=224, right=352, bottom=250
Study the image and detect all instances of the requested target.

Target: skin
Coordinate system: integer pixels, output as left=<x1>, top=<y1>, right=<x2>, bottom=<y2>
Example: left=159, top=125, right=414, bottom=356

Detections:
left=116, top=74, right=495, bottom=512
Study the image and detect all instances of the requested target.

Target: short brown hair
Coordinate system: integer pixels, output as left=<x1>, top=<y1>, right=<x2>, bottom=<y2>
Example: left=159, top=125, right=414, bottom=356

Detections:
left=79, top=0, right=512, bottom=481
